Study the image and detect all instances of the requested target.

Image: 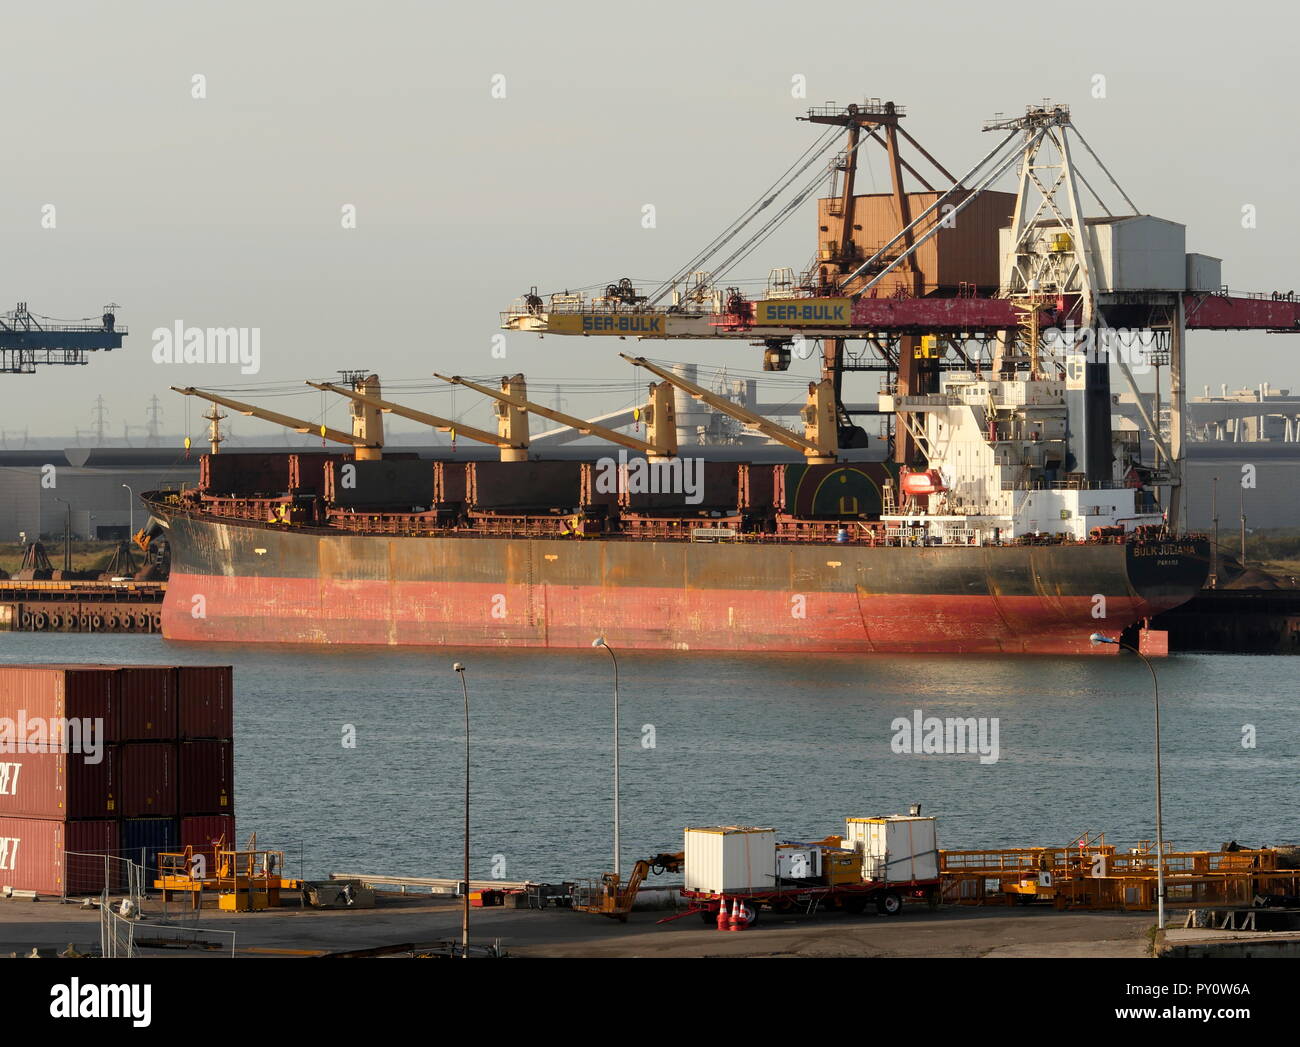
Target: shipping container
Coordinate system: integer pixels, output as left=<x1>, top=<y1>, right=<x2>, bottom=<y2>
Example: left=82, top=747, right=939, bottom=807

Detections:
left=177, top=666, right=234, bottom=739
left=200, top=452, right=292, bottom=496
left=324, top=458, right=434, bottom=508
left=468, top=461, right=581, bottom=509
left=0, top=664, right=118, bottom=745
left=114, top=666, right=176, bottom=742
left=844, top=816, right=940, bottom=883
left=683, top=826, right=776, bottom=894
left=178, top=740, right=233, bottom=815
left=121, top=817, right=178, bottom=878
left=118, top=743, right=177, bottom=817
left=179, top=814, right=235, bottom=869
left=0, top=746, right=116, bottom=820
left=0, top=817, right=119, bottom=896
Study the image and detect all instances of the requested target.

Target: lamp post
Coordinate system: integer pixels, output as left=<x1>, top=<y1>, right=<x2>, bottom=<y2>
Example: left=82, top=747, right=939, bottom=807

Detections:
left=592, top=637, right=620, bottom=883
left=54, top=497, right=72, bottom=574
left=453, top=662, right=470, bottom=957
left=121, top=484, right=134, bottom=537
left=1090, top=633, right=1166, bottom=929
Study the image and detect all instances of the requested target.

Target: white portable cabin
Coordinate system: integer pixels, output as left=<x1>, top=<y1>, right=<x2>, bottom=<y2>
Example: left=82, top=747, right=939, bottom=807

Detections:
left=844, top=815, right=940, bottom=883
left=683, top=826, right=777, bottom=894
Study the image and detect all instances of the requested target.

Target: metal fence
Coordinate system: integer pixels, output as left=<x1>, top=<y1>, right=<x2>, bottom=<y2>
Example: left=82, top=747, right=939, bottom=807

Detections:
left=99, top=892, right=136, bottom=958
left=65, top=851, right=145, bottom=911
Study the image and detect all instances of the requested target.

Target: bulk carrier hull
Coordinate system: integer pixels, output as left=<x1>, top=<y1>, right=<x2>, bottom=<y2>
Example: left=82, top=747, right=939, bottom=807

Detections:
left=151, top=505, right=1211, bottom=655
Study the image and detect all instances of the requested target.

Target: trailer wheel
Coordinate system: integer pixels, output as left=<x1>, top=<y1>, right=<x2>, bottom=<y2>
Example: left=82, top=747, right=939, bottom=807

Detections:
left=876, top=890, right=903, bottom=916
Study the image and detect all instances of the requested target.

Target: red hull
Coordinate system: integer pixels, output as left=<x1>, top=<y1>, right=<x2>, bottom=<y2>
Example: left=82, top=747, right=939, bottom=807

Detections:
left=162, top=571, right=1143, bottom=655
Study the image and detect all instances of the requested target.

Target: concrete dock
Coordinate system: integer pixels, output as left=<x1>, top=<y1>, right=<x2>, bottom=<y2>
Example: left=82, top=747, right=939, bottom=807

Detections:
left=0, top=894, right=1160, bottom=958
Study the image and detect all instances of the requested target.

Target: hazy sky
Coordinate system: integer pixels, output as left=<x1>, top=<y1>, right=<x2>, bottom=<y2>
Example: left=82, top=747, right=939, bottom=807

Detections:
left=3, top=0, right=1297, bottom=440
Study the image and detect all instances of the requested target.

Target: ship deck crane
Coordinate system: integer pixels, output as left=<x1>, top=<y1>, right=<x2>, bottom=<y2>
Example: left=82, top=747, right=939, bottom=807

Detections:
left=172, top=386, right=384, bottom=459
left=306, top=380, right=523, bottom=459
left=433, top=372, right=680, bottom=459
left=621, top=355, right=838, bottom=463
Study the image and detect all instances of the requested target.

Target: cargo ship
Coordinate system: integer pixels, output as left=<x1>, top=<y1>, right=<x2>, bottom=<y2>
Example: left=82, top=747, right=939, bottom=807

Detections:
left=143, top=367, right=1210, bottom=656
left=142, top=102, right=1231, bottom=654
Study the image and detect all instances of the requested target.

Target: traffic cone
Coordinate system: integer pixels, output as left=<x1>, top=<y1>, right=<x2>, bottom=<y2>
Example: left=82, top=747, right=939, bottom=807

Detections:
left=728, top=899, right=743, bottom=930
left=715, top=898, right=730, bottom=930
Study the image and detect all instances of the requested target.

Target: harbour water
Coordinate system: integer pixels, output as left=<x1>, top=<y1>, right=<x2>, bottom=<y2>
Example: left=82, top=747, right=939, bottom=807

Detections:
left=1, top=634, right=1293, bottom=884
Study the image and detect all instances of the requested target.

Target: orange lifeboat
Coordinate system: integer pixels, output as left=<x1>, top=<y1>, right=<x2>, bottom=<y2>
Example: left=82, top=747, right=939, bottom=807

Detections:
left=899, top=469, right=948, bottom=497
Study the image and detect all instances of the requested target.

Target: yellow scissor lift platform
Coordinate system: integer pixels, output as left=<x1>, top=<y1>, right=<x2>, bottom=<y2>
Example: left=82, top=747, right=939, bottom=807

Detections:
left=155, top=835, right=299, bottom=912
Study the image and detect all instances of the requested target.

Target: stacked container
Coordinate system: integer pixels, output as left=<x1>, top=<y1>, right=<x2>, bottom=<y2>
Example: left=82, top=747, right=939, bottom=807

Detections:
left=0, top=664, right=235, bottom=896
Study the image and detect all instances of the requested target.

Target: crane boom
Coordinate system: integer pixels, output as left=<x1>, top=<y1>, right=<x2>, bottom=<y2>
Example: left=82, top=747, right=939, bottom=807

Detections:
left=432, top=372, right=677, bottom=458
left=172, top=387, right=377, bottom=452
left=306, top=381, right=511, bottom=450
left=618, top=356, right=838, bottom=462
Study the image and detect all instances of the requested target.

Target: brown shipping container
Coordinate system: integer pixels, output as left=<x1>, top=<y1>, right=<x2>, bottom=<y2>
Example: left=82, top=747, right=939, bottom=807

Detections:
left=177, top=666, right=234, bottom=739
left=115, top=666, right=176, bottom=742
left=468, top=461, right=581, bottom=509
left=433, top=460, right=468, bottom=505
left=200, top=452, right=292, bottom=495
left=178, top=740, right=234, bottom=815
left=118, top=743, right=177, bottom=817
left=0, top=817, right=119, bottom=896
left=180, top=814, right=236, bottom=864
left=0, top=746, right=116, bottom=820
left=0, top=665, right=118, bottom=745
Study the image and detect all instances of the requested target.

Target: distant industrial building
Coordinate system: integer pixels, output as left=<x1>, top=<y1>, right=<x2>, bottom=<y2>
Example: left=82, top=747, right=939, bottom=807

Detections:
left=0, top=449, right=198, bottom=542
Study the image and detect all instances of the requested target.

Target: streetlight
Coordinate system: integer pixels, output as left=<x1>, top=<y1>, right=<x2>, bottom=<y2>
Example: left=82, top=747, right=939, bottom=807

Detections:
left=121, top=484, right=134, bottom=537
left=453, top=662, right=470, bottom=958
left=1090, top=632, right=1166, bottom=929
left=592, top=637, right=620, bottom=883
left=54, top=497, right=72, bottom=574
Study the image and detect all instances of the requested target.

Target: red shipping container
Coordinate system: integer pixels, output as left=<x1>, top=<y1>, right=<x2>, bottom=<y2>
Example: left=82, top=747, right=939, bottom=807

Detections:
left=114, top=666, right=177, bottom=742
left=0, top=817, right=119, bottom=896
left=0, top=665, right=118, bottom=745
left=118, top=743, right=177, bottom=817
left=177, top=667, right=234, bottom=739
left=178, top=740, right=234, bottom=815
left=0, top=746, right=116, bottom=820
left=180, top=814, right=236, bottom=869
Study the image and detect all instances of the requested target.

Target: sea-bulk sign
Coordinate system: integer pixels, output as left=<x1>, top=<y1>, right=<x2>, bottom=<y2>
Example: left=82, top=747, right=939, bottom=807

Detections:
left=752, top=298, right=851, bottom=326
left=547, top=313, right=670, bottom=335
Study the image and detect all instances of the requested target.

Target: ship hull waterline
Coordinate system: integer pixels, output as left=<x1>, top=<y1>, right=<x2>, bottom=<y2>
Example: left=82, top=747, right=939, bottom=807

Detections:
left=153, top=508, right=1211, bottom=656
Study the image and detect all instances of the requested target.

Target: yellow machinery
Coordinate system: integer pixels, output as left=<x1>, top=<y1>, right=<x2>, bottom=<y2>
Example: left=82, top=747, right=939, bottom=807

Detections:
left=939, top=833, right=1297, bottom=911
left=155, top=834, right=299, bottom=912
left=572, top=852, right=683, bottom=921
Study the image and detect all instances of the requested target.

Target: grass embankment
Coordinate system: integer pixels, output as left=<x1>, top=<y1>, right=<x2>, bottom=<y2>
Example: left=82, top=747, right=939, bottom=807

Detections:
left=0, top=541, right=123, bottom=576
